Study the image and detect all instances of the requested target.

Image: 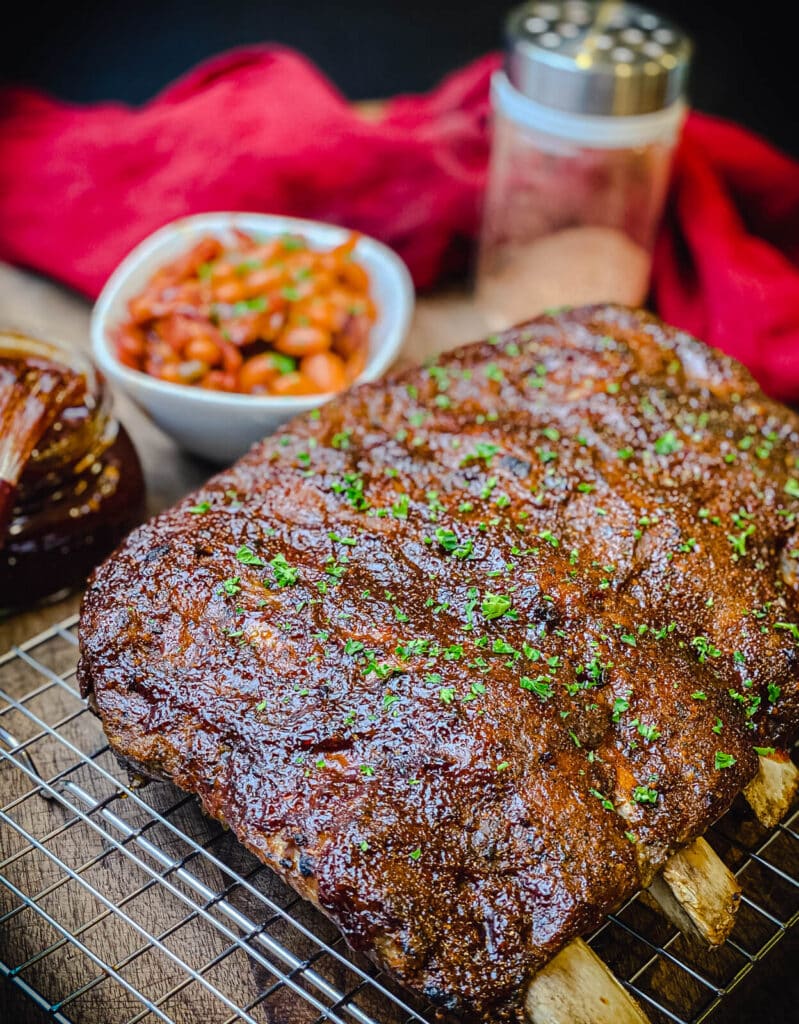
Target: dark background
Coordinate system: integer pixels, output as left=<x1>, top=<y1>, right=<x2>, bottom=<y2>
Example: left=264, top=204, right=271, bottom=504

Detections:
left=4, top=0, right=798, bottom=156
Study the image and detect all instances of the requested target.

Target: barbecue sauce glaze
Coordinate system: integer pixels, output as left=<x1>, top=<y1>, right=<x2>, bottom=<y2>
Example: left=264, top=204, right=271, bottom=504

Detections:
left=79, top=306, right=799, bottom=1020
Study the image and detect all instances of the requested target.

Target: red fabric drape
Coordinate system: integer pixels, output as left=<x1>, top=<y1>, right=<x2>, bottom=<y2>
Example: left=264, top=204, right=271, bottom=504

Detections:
left=1, top=47, right=798, bottom=396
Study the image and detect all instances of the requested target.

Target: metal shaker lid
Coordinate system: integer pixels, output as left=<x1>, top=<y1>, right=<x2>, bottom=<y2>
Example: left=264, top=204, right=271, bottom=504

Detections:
left=506, top=1, right=691, bottom=116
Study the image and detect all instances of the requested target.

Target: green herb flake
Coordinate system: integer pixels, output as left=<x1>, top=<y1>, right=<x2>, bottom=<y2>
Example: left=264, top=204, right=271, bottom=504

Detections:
left=460, top=442, right=501, bottom=467
left=691, top=636, right=722, bottom=663
left=481, top=593, right=512, bottom=620
left=654, top=430, right=682, bottom=456
left=434, top=527, right=474, bottom=559
left=236, top=545, right=266, bottom=567
left=612, top=693, right=630, bottom=722
left=632, top=785, right=658, bottom=805
left=520, top=675, right=554, bottom=700
left=784, top=478, right=799, bottom=499
left=270, top=553, right=299, bottom=587
left=589, top=788, right=615, bottom=811
left=391, top=494, right=410, bottom=519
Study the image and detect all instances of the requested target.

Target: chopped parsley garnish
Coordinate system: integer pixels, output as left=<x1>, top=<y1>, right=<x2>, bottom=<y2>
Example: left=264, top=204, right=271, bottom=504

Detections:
left=635, top=721, right=661, bottom=742
left=589, top=788, right=615, bottom=811
left=784, top=478, right=799, bottom=498
left=220, top=576, right=241, bottom=596
left=520, top=675, right=554, bottom=700
left=270, top=553, right=298, bottom=587
left=231, top=296, right=267, bottom=316
left=654, top=430, right=682, bottom=455
left=328, top=531, right=357, bottom=546
left=460, top=442, right=501, bottom=467
left=434, top=527, right=474, bottom=559
left=727, top=524, right=755, bottom=557
left=188, top=501, right=211, bottom=515
left=714, top=751, right=737, bottom=770
left=331, top=429, right=352, bottom=450
left=331, top=472, right=369, bottom=510
left=481, top=593, right=512, bottom=620
left=612, top=693, right=630, bottom=722
left=270, top=352, right=297, bottom=375
left=632, top=785, right=658, bottom=805
left=391, top=494, right=410, bottom=519
left=753, top=746, right=776, bottom=757
left=236, top=545, right=265, bottom=567
left=691, top=636, right=721, bottom=663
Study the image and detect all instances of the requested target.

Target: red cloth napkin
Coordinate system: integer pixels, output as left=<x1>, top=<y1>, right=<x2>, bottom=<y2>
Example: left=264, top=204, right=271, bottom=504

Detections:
left=2, top=47, right=798, bottom=398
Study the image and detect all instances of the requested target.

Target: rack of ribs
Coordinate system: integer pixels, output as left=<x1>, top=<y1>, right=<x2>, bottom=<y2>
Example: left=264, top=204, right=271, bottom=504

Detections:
left=78, top=305, right=799, bottom=1022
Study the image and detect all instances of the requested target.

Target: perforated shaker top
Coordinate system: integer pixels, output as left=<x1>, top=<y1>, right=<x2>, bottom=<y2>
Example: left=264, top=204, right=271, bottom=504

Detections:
left=506, top=1, right=692, bottom=116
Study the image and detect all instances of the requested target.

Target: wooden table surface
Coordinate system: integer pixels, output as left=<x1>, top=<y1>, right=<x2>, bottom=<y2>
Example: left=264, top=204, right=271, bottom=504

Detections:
left=1, top=260, right=796, bottom=1024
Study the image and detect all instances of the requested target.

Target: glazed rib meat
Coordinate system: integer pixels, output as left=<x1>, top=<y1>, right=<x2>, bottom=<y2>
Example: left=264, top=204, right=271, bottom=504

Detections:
left=78, top=305, right=799, bottom=1021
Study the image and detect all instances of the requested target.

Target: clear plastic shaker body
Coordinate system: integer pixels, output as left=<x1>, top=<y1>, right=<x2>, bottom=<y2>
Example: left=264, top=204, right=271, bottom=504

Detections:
left=476, top=74, right=684, bottom=329
left=475, top=2, right=691, bottom=330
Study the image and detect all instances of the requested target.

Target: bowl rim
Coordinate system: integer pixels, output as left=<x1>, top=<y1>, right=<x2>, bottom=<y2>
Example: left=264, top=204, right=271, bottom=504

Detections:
left=90, top=211, right=415, bottom=410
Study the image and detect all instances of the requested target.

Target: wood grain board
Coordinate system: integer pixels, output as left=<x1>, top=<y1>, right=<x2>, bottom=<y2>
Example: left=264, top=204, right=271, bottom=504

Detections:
left=1, top=260, right=798, bottom=1024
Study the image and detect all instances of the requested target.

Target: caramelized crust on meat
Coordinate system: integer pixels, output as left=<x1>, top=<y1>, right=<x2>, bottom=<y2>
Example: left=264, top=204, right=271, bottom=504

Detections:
left=78, top=306, right=799, bottom=1020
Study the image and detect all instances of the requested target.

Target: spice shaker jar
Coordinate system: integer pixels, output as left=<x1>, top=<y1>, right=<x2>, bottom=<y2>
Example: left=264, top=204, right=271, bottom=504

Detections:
left=476, top=1, right=692, bottom=329
left=0, top=333, right=146, bottom=613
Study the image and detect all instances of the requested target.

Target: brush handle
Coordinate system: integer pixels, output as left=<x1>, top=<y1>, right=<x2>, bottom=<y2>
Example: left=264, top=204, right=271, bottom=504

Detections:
left=0, top=479, right=16, bottom=550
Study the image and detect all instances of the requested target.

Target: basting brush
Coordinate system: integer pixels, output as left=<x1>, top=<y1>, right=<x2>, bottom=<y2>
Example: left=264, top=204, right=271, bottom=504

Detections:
left=0, top=355, right=83, bottom=547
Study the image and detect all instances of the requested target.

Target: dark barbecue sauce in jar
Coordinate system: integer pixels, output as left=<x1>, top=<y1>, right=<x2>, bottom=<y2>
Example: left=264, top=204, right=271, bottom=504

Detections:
left=0, top=334, right=146, bottom=613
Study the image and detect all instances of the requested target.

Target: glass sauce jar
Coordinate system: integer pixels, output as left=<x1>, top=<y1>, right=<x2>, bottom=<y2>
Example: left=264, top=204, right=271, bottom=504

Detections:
left=475, top=1, right=692, bottom=329
left=0, top=333, right=146, bottom=613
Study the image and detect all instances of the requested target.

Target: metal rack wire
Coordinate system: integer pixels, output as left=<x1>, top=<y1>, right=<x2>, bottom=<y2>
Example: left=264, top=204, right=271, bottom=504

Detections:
left=0, top=616, right=797, bottom=1024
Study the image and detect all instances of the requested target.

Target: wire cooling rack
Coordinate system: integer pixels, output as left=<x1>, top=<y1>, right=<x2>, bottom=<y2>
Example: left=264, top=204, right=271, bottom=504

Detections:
left=0, top=616, right=797, bottom=1024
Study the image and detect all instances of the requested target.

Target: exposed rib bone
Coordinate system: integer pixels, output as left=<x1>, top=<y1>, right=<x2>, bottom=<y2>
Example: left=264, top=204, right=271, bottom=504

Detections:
left=525, top=753, right=799, bottom=1023
left=744, top=752, right=799, bottom=828
left=646, top=838, right=741, bottom=945
left=525, top=938, right=651, bottom=1024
